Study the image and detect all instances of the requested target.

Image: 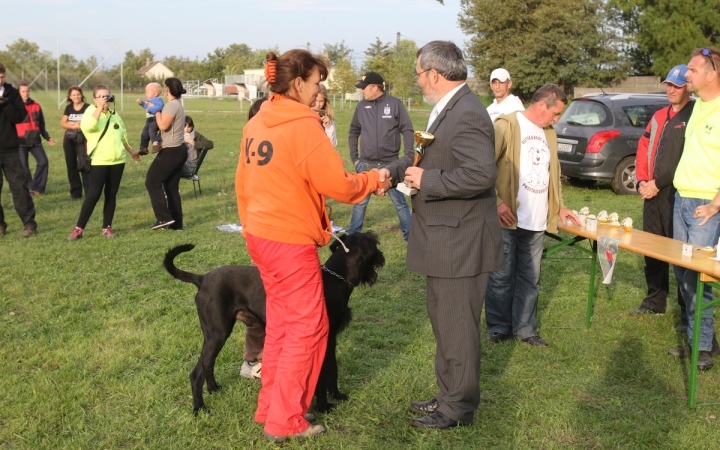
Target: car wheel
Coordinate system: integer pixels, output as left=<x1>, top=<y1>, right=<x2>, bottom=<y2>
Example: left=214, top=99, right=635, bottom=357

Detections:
left=567, top=177, right=597, bottom=188
left=611, top=156, right=638, bottom=195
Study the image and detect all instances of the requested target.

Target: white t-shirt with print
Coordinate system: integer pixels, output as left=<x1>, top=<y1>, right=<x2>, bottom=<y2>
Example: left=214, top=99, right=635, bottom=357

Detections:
left=516, top=112, right=550, bottom=231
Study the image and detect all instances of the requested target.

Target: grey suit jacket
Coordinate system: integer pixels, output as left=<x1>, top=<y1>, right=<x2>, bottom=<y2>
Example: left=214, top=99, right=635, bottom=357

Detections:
left=385, top=84, right=503, bottom=278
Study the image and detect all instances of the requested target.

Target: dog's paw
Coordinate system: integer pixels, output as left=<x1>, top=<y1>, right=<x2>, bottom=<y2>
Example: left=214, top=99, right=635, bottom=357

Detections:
left=208, top=384, right=222, bottom=394
left=330, top=391, right=348, bottom=401
left=314, top=402, right=336, bottom=413
left=193, top=405, right=210, bottom=416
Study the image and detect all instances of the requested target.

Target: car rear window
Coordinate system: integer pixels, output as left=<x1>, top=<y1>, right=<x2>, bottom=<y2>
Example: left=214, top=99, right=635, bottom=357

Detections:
left=623, top=105, right=657, bottom=128
left=558, top=100, right=611, bottom=126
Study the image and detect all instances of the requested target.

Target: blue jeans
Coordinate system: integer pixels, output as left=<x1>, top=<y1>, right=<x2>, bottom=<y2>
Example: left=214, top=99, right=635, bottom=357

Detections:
left=348, top=161, right=411, bottom=242
left=485, top=227, right=545, bottom=339
left=673, top=193, right=720, bottom=351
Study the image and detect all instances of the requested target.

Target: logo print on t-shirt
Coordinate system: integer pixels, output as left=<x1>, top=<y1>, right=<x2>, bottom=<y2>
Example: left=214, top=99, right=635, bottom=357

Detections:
left=524, top=145, right=550, bottom=189
left=384, top=105, right=391, bottom=115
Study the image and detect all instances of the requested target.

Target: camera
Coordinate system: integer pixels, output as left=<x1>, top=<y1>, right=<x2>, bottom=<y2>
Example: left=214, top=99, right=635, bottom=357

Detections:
left=104, top=94, right=115, bottom=102
left=312, top=108, right=326, bottom=118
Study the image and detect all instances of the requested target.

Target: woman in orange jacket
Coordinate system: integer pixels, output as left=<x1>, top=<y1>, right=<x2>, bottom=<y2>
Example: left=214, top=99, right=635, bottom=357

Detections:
left=235, top=49, right=383, bottom=443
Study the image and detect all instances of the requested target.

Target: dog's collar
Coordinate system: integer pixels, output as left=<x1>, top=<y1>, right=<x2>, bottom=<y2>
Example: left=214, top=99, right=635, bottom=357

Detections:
left=322, top=265, right=353, bottom=287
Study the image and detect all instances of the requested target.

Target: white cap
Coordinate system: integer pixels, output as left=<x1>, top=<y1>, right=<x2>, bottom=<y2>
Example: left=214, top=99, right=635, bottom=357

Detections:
left=490, top=68, right=511, bottom=82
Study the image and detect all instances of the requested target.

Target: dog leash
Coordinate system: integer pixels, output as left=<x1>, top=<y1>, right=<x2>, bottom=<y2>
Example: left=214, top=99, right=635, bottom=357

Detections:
left=322, top=265, right=352, bottom=286
left=324, top=229, right=349, bottom=253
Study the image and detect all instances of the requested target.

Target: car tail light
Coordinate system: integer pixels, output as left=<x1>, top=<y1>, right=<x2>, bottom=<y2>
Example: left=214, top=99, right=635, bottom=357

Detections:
left=586, top=130, right=622, bottom=154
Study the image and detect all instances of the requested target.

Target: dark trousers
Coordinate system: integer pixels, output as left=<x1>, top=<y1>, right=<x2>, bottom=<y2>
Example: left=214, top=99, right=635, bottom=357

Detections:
left=18, top=144, right=49, bottom=193
left=0, top=151, right=36, bottom=229
left=640, top=185, right=686, bottom=322
left=244, top=321, right=266, bottom=362
left=145, top=144, right=187, bottom=228
left=140, top=117, right=160, bottom=150
left=426, top=272, right=489, bottom=425
left=76, top=163, right=125, bottom=229
left=63, top=135, right=89, bottom=199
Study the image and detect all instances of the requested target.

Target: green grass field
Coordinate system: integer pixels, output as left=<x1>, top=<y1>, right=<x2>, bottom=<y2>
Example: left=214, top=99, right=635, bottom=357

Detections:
left=2, top=90, right=720, bottom=449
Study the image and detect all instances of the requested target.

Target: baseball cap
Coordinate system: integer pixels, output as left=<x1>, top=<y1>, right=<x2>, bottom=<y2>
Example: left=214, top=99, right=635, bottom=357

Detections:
left=663, top=64, right=689, bottom=87
left=356, top=72, right=384, bottom=89
left=490, top=68, right=511, bottom=83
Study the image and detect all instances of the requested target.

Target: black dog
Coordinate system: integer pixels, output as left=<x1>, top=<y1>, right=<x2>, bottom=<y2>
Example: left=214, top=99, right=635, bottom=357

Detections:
left=164, top=232, right=385, bottom=415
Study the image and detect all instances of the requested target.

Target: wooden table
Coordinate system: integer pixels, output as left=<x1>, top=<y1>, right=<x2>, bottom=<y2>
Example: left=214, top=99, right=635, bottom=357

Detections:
left=544, top=223, right=720, bottom=407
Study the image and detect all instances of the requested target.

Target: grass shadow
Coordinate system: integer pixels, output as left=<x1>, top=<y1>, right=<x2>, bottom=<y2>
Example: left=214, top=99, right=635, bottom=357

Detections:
left=572, top=336, right=687, bottom=449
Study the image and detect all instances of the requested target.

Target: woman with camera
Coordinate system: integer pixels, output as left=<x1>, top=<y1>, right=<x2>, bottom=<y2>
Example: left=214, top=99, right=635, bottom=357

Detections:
left=236, top=50, right=383, bottom=443
left=68, top=85, right=140, bottom=240
left=313, top=86, right=336, bottom=146
left=60, top=86, right=90, bottom=200
left=144, top=77, right=187, bottom=230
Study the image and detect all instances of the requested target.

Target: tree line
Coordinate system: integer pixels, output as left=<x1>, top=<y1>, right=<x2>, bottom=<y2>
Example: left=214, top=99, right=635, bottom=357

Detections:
left=2, top=0, right=717, bottom=99
left=455, top=0, right=718, bottom=98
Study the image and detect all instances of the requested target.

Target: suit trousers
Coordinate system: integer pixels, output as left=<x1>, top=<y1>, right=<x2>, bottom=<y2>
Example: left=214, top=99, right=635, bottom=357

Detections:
left=426, top=272, right=489, bottom=424
left=640, top=185, right=685, bottom=321
left=0, top=151, right=36, bottom=229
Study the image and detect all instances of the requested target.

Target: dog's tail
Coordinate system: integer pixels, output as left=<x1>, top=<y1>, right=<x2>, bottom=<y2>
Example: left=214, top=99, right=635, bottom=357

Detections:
left=163, top=244, right=204, bottom=287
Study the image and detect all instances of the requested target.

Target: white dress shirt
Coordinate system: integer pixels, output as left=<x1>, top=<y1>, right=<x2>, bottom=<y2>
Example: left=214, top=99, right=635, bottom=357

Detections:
left=426, top=83, right=466, bottom=131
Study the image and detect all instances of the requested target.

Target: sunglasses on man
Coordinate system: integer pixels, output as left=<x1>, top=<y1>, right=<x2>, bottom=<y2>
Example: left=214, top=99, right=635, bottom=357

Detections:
left=701, top=48, right=717, bottom=72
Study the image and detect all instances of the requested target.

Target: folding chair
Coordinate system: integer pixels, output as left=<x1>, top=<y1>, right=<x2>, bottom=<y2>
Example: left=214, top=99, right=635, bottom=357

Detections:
left=181, top=147, right=208, bottom=198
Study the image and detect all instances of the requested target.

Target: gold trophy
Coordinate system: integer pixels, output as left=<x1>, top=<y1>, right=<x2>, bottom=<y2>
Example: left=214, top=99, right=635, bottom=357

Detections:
left=397, top=131, right=434, bottom=196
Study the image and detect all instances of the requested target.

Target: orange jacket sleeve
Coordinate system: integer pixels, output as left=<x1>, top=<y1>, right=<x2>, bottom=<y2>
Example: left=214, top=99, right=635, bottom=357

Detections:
left=298, top=139, right=382, bottom=204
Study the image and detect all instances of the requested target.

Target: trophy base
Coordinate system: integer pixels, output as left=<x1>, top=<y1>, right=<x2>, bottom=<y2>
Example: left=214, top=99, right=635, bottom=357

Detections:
left=397, top=183, right=417, bottom=196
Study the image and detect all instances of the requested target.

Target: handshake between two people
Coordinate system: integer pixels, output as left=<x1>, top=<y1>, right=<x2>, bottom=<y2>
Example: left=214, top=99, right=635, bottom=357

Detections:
left=371, top=167, right=424, bottom=197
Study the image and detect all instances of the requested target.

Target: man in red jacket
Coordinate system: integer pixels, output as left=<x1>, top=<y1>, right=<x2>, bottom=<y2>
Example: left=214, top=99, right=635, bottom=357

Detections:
left=0, top=63, right=37, bottom=237
left=631, top=64, right=694, bottom=328
left=16, top=81, right=55, bottom=196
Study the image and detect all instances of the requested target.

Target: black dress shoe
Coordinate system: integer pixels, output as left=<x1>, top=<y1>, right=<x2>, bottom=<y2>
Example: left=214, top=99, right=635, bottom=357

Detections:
left=410, top=411, right=467, bottom=429
left=409, top=398, right=438, bottom=414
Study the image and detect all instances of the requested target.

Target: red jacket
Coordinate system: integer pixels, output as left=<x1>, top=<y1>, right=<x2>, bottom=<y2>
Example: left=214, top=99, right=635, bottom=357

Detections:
left=15, top=99, right=50, bottom=147
left=635, top=101, right=694, bottom=190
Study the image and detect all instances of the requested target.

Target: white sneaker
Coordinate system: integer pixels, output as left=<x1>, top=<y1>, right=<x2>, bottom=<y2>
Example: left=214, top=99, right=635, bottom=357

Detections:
left=240, top=360, right=261, bottom=379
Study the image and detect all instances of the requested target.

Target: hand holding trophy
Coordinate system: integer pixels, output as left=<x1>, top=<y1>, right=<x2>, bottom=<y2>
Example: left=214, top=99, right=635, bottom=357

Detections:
left=397, top=131, right=434, bottom=196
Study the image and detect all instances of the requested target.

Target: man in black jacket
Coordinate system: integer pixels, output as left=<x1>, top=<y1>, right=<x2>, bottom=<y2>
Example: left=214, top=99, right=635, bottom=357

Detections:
left=0, top=62, right=37, bottom=237
left=348, top=72, right=413, bottom=242
left=631, top=64, right=695, bottom=323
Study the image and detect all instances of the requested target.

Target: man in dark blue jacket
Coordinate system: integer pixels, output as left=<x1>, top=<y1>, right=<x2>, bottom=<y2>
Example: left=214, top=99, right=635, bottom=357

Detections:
left=348, top=72, right=413, bottom=242
left=0, top=63, right=37, bottom=237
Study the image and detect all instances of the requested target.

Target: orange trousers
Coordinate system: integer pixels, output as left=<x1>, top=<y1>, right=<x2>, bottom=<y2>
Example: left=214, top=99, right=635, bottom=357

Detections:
left=246, top=233, right=329, bottom=436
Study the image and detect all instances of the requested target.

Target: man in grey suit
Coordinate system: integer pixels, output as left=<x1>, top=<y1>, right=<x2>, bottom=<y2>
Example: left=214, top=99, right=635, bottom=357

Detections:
left=379, top=41, right=503, bottom=429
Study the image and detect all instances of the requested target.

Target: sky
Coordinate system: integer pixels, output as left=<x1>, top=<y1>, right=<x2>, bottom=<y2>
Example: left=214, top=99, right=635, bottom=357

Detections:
left=3, top=0, right=469, bottom=70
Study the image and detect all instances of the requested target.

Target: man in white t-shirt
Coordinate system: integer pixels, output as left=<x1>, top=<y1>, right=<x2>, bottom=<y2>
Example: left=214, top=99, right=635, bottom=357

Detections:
left=485, top=83, right=579, bottom=348
left=486, top=68, right=525, bottom=122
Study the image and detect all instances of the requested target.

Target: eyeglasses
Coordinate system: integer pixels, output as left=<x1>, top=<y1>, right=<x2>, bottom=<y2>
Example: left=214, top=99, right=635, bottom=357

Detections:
left=414, top=68, right=430, bottom=80
left=701, top=48, right=717, bottom=72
